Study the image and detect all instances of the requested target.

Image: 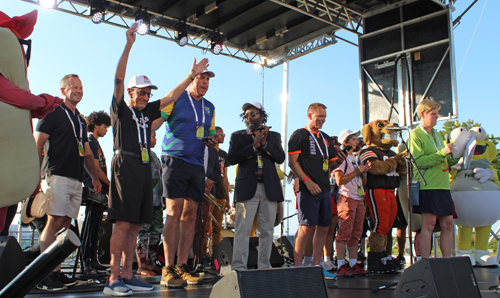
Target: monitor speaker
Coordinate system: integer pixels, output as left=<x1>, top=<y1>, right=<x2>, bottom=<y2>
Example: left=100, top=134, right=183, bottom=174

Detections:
left=0, top=236, right=25, bottom=289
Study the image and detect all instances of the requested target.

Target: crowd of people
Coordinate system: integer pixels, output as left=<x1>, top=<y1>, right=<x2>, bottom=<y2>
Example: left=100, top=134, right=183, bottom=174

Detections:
left=2, top=21, right=460, bottom=297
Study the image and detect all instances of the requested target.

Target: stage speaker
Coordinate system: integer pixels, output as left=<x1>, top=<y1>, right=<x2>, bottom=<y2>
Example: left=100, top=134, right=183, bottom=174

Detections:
left=395, top=257, right=481, bottom=298
left=212, top=237, right=284, bottom=275
left=274, top=236, right=295, bottom=263
left=0, top=236, right=25, bottom=289
left=209, top=266, right=328, bottom=298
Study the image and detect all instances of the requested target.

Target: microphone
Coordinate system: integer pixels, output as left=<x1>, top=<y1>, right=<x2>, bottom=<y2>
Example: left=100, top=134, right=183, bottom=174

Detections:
left=445, top=134, right=453, bottom=158
left=386, top=127, right=408, bottom=131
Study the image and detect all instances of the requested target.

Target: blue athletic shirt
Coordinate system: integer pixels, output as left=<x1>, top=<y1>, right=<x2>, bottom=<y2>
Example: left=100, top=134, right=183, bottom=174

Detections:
left=160, top=91, right=216, bottom=167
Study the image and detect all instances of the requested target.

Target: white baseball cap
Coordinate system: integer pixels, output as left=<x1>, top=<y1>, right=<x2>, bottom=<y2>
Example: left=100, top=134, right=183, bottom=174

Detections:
left=242, top=101, right=265, bottom=111
left=338, top=129, right=360, bottom=145
left=201, top=70, right=215, bottom=78
left=128, top=74, right=158, bottom=90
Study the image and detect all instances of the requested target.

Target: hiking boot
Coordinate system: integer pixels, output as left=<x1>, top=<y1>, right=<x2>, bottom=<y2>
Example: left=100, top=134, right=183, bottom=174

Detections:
left=122, top=276, right=153, bottom=291
left=37, top=272, right=66, bottom=291
left=54, top=270, right=78, bottom=287
left=350, top=263, right=368, bottom=275
left=336, top=264, right=353, bottom=277
left=103, top=276, right=132, bottom=296
left=160, top=265, right=187, bottom=288
left=176, top=264, right=202, bottom=285
left=367, top=252, right=398, bottom=273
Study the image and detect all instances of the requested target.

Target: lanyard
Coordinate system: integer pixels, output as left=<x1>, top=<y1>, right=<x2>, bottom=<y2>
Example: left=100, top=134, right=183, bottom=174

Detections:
left=127, top=104, right=148, bottom=146
left=346, top=155, right=362, bottom=186
left=306, top=126, right=328, bottom=160
left=61, top=105, right=82, bottom=142
left=187, top=92, right=205, bottom=128
left=419, top=125, right=443, bottom=152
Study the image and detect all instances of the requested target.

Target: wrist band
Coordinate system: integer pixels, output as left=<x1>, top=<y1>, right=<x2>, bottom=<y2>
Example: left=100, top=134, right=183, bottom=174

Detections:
left=188, top=74, right=195, bottom=80
left=303, top=176, right=309, bottom=183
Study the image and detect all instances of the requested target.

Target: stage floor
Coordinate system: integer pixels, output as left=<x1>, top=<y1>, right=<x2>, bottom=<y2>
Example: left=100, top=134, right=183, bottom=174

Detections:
left=23, top=263, right=500, bottom=298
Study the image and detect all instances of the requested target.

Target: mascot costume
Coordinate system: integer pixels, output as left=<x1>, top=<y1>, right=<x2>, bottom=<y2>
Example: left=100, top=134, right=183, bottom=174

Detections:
left=0, top=10, right=62, bottom=230
left=360, top=120, right=407, bottom=273
left=449, top=127, right=500, bottom=267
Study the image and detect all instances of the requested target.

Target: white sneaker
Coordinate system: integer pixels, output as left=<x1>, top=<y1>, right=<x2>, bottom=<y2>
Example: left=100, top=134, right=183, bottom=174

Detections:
left=320, top=259, right=336, bottom=271
left=302, top=259, right=313, bottom=267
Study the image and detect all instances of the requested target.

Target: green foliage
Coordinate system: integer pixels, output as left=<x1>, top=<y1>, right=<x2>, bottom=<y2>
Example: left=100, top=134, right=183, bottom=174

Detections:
left=438, top=120, right=500, bottom=170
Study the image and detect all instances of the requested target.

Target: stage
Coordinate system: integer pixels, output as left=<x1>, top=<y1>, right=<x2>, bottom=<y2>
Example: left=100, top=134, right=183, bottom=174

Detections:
left=23, top=263, right=500, bottom=297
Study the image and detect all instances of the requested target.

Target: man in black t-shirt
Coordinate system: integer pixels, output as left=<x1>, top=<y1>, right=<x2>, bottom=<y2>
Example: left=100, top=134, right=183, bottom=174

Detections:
left=288, top=103, right=345, bottom=278
left=35, top=74, right=101, bottom=291
left=82, top=111, right=111, bottom=275
left=104, top=23, right=210, bottom=296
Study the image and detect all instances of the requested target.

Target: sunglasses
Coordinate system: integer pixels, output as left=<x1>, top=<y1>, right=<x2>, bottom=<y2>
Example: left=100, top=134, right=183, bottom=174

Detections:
left=216, top=132, right=225, bottom=137
left=243, top=111, right=260, bottom=119
left=134, top=90, right=153, bottom=98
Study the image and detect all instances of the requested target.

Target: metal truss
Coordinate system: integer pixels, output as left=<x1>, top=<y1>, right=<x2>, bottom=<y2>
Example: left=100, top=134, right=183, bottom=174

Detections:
left=269, top=0, right=364, bottom=36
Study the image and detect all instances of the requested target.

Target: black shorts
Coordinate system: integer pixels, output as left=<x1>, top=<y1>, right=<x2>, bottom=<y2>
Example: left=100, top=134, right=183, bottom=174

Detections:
left=108, top=154, right=153, bottom=224
left=162, top=155, right=204, bottom=203
left=412, top=189, right=454, bottom=216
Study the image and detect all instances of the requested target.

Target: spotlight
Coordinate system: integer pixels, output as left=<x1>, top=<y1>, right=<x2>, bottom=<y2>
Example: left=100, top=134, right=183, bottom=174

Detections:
left=209, top=32, right=223, bottom=55
left=39, top=0, right=57, bottom=9
left=88, top=0, right=105, bottom=24
left=173, top=23, right=188, bottom=47
left=134, top=10, right=150, bottom=36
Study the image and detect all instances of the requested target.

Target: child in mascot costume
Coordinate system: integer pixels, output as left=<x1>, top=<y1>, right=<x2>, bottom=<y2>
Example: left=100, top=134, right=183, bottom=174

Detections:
left=449, top=126, right=500, bottom=267
left=0, top=10, right=62, bottom=230
left=360, top=120, right=407, bottom=273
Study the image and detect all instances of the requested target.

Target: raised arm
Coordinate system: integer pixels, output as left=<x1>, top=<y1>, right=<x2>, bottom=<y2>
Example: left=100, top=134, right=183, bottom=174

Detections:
left=114, top=23, right=139, bottom=103
left=158, top=58, right=209, bottom=110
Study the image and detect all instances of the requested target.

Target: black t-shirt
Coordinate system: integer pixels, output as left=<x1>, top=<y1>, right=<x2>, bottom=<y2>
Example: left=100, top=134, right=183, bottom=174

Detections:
left=36, top=103, right=88, bottom=181
left=110, top=95, right=161, bottom=155
left=83, top=134, right=108, bottom=193
left=215, top=149, right=229, bottom=199
left=360, top=146, right=401, bottom=189
left=288, top=128, right=336, bottom=192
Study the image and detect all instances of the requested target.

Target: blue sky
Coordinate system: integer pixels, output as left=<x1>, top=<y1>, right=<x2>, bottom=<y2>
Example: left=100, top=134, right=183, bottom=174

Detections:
left=2, top=0, right=499, bottom=235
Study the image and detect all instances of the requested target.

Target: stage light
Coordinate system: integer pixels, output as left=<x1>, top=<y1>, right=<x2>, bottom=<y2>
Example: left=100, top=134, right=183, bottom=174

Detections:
left=134, top=10, right=150, bottom=36
left=210, top=32, right=223, bottom=55
left=39, top=0, right=56, bottom=9
left=174, top=23, right=188, bottom=47
left=88, top=0, right=105, bottom=24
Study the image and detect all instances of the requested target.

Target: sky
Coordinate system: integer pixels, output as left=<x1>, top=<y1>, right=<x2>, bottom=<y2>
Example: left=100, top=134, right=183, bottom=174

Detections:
left=2, top=0, right=499, bottom=236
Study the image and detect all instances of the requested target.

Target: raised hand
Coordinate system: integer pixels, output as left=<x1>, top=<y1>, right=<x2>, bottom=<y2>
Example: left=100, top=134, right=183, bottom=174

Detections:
left=126, top=21, right=139, bottom=45
left=189, top=58, right=209, bottom=78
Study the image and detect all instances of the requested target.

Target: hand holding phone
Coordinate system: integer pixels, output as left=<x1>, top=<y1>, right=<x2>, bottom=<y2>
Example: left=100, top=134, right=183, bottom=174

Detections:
left=201, top=136, right=212, bottom=142
left=342, top=145, right=352, bottom=155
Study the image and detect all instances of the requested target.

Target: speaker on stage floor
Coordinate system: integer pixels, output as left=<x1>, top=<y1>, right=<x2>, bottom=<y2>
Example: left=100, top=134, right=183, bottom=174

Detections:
left=212, top=237, right=284, bottom=275
left=0, top=236, right=25, bottom=289
left=395, top=257, right=481, bottom=298
left=209, top=266, right=328, bottom=298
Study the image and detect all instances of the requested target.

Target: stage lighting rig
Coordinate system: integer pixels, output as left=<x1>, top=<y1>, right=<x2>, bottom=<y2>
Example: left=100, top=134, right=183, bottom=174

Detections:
left=173, top=22, right=188, bottom=47
left=88, top=0, right=105, bottom=24
left=39, top=0, right=57, bottom=9
left=134, top=10, right=150, bottom=36
left=209, top=32, right=223, bottom=55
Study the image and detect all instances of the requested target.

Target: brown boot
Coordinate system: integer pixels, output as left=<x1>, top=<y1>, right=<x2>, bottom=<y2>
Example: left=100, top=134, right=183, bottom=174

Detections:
left=175, top=264, right=201, bottom=285
left=160, top=265, right=187, bottom=288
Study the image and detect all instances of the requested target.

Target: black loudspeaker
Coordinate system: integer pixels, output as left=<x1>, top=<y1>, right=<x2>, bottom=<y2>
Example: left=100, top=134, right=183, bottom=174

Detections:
left=274, top=236, right=295, bottom=263
left=212, top=237, right=284, bottom=275
left=97, top=220, right=112, bottom=264
left=395, top=257, right=481, bottom=298
left=209, top=266, right=328, bottom=298
left=0, top=236, right=26, bottom=289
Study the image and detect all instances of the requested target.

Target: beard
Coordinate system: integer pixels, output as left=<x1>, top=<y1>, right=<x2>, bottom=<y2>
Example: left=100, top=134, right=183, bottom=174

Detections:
left=246, top=118, right=262, bottom=131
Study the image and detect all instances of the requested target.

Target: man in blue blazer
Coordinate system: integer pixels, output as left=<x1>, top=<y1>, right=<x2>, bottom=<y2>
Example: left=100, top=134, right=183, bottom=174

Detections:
left=228, top=101, right=285, bottom=270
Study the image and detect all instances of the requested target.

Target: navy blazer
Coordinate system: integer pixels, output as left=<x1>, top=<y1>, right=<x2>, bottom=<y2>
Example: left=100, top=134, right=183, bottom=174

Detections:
left=227, top=129, right=285, bottom=203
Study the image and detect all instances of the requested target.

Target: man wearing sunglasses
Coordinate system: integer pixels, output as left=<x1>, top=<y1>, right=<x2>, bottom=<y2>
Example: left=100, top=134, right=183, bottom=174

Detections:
left=105, top=23, right=209, bottom=296
left=228, top=102, right=285, bottom=271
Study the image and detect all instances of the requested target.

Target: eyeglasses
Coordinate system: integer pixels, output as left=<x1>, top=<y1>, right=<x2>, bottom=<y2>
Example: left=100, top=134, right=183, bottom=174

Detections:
left=134, top=90, right=153, bottom=98
left=216, top=132, right=225, bottom=137
left=243, top=111, right=260, bottom=119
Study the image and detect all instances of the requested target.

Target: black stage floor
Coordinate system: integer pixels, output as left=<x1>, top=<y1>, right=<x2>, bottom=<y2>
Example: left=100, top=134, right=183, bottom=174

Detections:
left=24, top=264, right=500, bottom=298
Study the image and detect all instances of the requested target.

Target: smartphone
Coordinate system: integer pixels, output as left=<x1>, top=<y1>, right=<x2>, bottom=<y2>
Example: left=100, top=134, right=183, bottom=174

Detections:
left=342, top=145, right=352, bottom=155
left=254, top=126, right=272, bottom=131
left=201, top=136, right=212, bottom=142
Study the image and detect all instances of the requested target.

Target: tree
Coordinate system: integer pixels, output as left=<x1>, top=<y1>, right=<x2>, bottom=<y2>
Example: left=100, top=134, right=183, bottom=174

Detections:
left=438, top=120, right=500, bottom=169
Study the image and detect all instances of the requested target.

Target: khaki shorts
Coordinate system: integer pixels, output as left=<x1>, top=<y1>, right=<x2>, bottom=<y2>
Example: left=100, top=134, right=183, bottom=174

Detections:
left=42, top=175, right=82, bottom=219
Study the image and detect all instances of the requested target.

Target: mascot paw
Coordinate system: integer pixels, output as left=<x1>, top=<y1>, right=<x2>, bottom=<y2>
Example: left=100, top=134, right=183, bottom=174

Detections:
left=456, top=249, right=475, bottom=266
left=473, top=249, right=498, bottom=267
left=473, top=168, right=494, bottom=184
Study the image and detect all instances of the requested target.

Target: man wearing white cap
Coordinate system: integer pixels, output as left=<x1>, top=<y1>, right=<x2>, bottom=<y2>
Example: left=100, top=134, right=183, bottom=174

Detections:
left=105, top=23, right=208, bottom=296
left=228, top=102, right=285, bottom=270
